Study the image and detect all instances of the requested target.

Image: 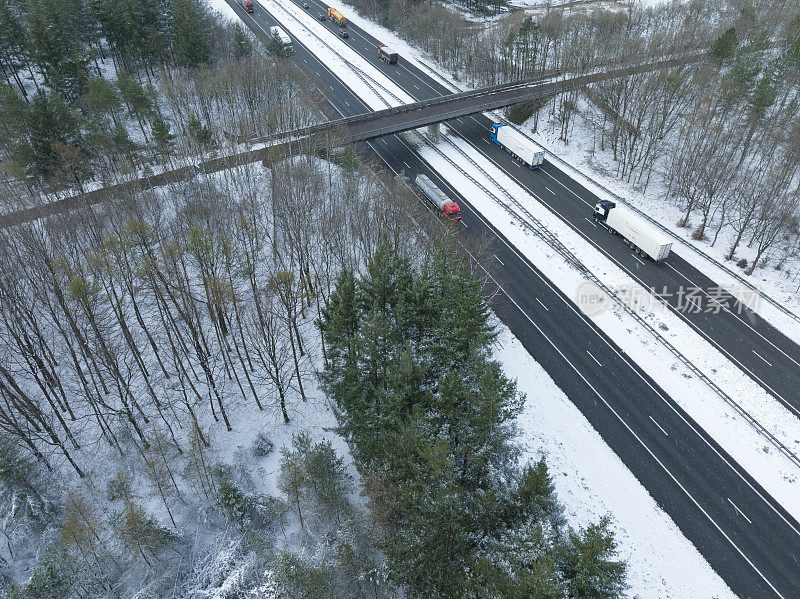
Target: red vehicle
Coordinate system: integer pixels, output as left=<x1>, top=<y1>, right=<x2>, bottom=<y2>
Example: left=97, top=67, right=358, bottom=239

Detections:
left=415, top=174, right=461, bottom=223
left=237, top=0, right=254, bottom=13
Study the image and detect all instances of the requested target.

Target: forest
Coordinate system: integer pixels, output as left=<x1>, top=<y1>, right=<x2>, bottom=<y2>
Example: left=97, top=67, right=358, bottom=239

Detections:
left=0, top=0, right=629, bottom=596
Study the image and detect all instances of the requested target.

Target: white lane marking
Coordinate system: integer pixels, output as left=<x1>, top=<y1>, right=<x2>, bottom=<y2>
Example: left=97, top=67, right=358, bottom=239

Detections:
left=413, top=83, right=420, bottom=89
left=649, top=416, right=669, bottom=436
left=315, top=71, right=320, bottom=77
left=586, top=350, right=602, bottom=367
left=402, top=161, right=411, bottom=169
left=665, top=262, right=800, bottom=370
left=541, top=168, right=594, bottom=208
left=632, top=253, right=646, bottom=266
left=344, top=101, right=350, bottom=106
left=329, top=85, right=334, bottom=90
left=303, top=58, right=308, bottom=64
left=524, top=147, right=799, bottom=409
left=381, top=139, right=388, bottom=145
left=457, top=117, right=464, bottom=123
left=536, top=297, right=549, bottom=311
left=469, top=264, right=787, bottom=598
left=728, top=498, right=753, bottom=524
left=546, top=186, right=555, bottom=194
left=515, top=162, right=522, bottom=168
left=752, top=350, right=773, bottom=367
left=494, top=254, right=504, bottom=266
left=584, top=217, right=597, bottom=228
left=394, top=137, right=800, bottom=551
left=460, top=221, right=467, bottom=228
left=482, top=138, right=490, bottom=144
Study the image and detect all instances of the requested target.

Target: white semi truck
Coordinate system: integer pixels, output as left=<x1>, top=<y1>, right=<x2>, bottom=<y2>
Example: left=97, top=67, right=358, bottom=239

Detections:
left=270, top=26, right=293, bottom=52
left=489, top=123, right=545, bottom=169
left=593, top=200, right=672, bottom=262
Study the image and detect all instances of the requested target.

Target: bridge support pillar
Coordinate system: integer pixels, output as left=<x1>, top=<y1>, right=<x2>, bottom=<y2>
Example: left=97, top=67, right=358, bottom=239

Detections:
left=426, top=122, right=441, bottom=143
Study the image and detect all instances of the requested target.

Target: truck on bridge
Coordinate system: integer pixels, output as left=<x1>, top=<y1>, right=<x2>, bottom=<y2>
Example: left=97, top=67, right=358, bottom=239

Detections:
left=490, top=123, right=544, bottom=169
left=378, top=44, right=398, bottom=64
left=593, top=200, right=672, bottom=262
left=415, top=174, right=461, bottom=222
left=327, top=7, right=346, bottom=25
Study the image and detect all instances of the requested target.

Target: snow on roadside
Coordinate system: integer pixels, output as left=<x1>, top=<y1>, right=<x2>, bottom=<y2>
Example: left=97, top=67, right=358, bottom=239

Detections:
left=257, top=3, right=751, bottom=596
left=417, top=133, right=800, bottom=522
left=497, top=321, right=736, bottom=599
left=206, top=0, right=241, bottom=21
left=264, top=0, right=800, bottom=524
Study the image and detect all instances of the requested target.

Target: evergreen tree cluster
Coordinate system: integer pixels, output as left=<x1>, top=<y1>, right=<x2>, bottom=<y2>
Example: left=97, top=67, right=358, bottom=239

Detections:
left=319, top=237, right=627, bottom=598
left=0, top=0, right=220, bottom=180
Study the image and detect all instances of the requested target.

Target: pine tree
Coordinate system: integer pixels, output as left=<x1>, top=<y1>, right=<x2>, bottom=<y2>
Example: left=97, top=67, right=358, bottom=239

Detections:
left=513, top=457, right=564, bottom=528
left=0, top=84, right=30, bottom=154
left=559, top=517, right=627, bottom=599
left=26, top=0, right=92, bottom=101
left=709, top=27, right=738, bottom=64
left=27, top=91, right=83, bottom=176
left=233, top=23, right=253, bottom=59
left=187, top=112, right=214, bottom=146
left=116, top=71, right=153, bottom=141
left=151, top=112, right=174, bottom=153
left=172, top=0, right=212, bottom=68
left=83, top=77, right=122, bottom=125
left=267, top=33, right=287, bottom=58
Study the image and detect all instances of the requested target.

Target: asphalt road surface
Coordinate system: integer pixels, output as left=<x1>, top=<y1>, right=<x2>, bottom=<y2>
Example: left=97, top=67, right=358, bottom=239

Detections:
left=229, top=1, right=800, bottom=595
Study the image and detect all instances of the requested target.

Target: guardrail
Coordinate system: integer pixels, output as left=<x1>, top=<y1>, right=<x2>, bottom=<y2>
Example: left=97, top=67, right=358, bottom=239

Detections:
left=418, top=130, right=800, bottom=472
left=306, top=2, right=800, bottom=470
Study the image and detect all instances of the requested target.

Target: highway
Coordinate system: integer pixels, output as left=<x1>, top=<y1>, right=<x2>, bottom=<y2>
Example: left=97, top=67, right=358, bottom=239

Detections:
left=289, top=0, right=800, bottom=424
left=229, top=1, right=800, bottom=596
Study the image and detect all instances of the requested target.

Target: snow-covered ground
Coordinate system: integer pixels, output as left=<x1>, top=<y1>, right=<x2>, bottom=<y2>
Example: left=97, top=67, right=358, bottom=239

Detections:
left=206, top=0, right=241, bottom=21
left=260, top=0, right=800, bottom=515
left=498, top=322, right=735, bottom=598
left=239, top=1, right=758, bottom=596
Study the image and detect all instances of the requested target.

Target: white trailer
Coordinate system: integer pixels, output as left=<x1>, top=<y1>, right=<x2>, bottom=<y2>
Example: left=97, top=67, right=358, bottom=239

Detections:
left=415, top=174, right=461, bottom=221
left=489, top=123, right=545, bottom=169
left=593, top=200, right=672, bottom=262
left=270, top=26, right=293, bottom=51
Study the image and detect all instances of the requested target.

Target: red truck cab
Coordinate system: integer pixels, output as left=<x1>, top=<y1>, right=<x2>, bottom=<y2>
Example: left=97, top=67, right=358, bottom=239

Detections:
left=238, top=0, right=254, bottom=13
left=442, top=201, right=462, bottom=222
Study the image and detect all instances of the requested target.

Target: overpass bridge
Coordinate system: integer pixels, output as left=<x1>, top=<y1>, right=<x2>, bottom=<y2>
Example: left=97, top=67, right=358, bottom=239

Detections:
left=0, top=53, right=700, bottom=229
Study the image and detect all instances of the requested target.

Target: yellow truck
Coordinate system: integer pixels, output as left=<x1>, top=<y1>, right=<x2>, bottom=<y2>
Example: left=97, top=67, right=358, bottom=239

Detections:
left=327, top=7, right=346, bottom=25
